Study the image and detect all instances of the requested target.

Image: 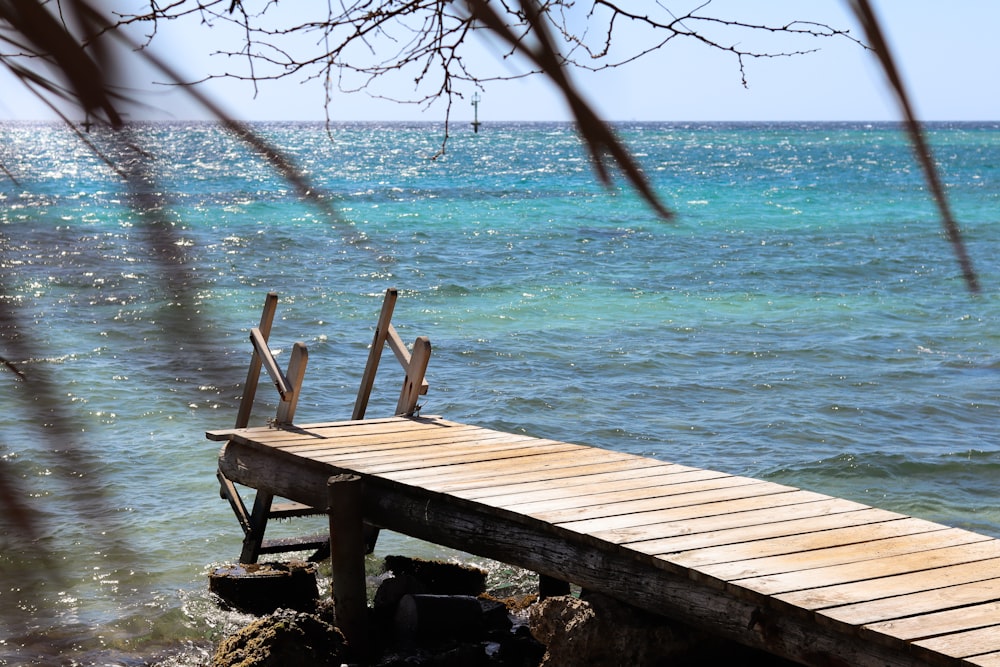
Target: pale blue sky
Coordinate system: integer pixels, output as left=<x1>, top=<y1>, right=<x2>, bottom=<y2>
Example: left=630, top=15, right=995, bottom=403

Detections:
left=2, top=1, right=997, bottom=122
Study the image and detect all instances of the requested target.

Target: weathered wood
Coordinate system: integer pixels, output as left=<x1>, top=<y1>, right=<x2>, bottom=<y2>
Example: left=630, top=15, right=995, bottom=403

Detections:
left=410, top=456, right=669, bottom=493
left=328, top=474, right=368, bottom=658
left=451, top=462, right=692, bottom=500
left=557, top=489, right=840, bottom=536
left=217, top=470, right=252, bottom=534
left=222, top=291, right=277, bottom=559
left=669, top=517, right=952, bottom=570
left=385, top=447, right=644, bottom=485
left=626, top=506, right=900, bottom=555
left=213, top=417, right=1000, bottom=667
left=218, top=438, right=940, bottom=666
left=353, top=288, right=398, bottom=420
left=864, top=601, right=1000, bottom=643
left=319, top=441, right=581, bottom=476
left=358, top=465, right=951, bottom=667
left=916, top=626, right=1000, bottom=661
left=823, top=578, right=1000, bottom=627
left=396, top=336, right=431, bottom=416
left=240, top=490, right=274, bottom=564
left=387, top=323, right=429, bottom=395
left=274, top=341, right=308, bottom=425
left=235, top=291, right=278, bottom=429
left=735, top=536, right=1000, bottom=596
left=775, top=555, right=1000, bottom=610
left=968, top=652, right=1000, bottom=667
left=462, top=466, right=723, bottom=506
left=505, top=473, right=768, bottom=515
left=250, top=327, right=292, bottom=400
left=537, top=481, right=798, bottom=525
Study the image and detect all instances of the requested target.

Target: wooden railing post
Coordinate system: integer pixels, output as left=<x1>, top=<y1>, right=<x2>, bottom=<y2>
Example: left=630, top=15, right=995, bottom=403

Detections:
left=275, top=342, right=308, bottom=425
left=353, top=288, right=398, bottom=420
left=235, top=292, right=279, bottom=429
left=396, top=336, right=431, bottom=416
left=328, top=474, right=368, bottom=659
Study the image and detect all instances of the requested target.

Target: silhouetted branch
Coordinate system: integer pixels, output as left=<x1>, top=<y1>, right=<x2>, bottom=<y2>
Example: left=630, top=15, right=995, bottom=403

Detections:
left=466, top=0, right=671, bottom=218
left=109, top=0, right=860, bottom=216
left=0, top=0, right=342, bottom=555
left=1, top=0, right=123, bottom=125
left=848, top=0, right=980, bottom=294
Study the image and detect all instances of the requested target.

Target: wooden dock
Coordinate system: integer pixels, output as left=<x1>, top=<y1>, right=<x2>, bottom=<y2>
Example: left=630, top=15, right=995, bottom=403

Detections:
left=209, top=415, right=1000, bottom=667
left=209, top=290, right=1000, bottom=666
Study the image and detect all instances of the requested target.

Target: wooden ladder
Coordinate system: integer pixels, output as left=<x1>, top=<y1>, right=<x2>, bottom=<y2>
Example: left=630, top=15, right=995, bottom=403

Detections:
left=217, top=288, right=431, bottom=564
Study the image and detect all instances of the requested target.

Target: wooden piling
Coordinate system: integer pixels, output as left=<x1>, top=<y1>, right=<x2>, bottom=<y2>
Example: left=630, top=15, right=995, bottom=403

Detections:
left=327, top=474, right=368, bottom=658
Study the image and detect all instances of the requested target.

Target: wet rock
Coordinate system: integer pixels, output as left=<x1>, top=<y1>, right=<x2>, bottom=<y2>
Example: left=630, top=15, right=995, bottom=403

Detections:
left=210, top=607, right=347, bottom=667
left=371, top=558, right=543, bottom=666
left=212, top=556, right=544, bottom=667
left=209, top=560, right=319, bottom=616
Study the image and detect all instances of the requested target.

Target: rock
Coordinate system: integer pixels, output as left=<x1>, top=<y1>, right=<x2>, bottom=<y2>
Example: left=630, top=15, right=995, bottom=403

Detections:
left=529, top=593, right=696, bottom=667
left=211, top=607, right=347, bottom=667
left=212, top=556, right=545, bottom=667
left=373, top=572, right=427, bottom=622
left=383, top=555, right=487, bottom=595
left=394, top=594, right=512, bottom=643
left=209, top=560, right=319, bottom=616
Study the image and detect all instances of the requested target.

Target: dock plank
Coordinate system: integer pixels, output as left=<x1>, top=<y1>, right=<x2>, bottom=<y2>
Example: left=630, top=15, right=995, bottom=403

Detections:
left=455, top=466, right=726, bottom=505
left=666, top=516, right=948, bottom=569
left=821, top=578, right=1000, bottom=626
left=624, top=506, right=902, bottom=555
left=383, top=447, right=644, bottom=484
left=774, top=556, right=1000, bottom=610
left=305, top=438, right=580, bottom=471
left=502, top=473, right=765, bottom=515
left=864, top=602, right=1000, bottom=642
left=697, top=527, right=992, bottom=585
left=431, top=459, right=676, bottom=495
left=557, top=489, right=832, bottom=536
left=535, top=481, right=798, bottom=524
left=917, top=626, right=1000, bottom=661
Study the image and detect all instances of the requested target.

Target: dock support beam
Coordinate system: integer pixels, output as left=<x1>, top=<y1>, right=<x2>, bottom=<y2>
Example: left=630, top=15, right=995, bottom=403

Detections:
left=327, top=474, right=368, bottom=659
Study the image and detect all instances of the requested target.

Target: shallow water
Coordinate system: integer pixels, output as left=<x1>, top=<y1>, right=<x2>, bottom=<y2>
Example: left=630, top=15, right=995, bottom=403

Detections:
left=1, top=120, right=998, bottom=664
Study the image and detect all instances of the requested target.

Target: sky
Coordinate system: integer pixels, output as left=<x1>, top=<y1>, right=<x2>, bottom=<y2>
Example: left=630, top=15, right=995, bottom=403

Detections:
left=1, top=1, right=998, bottom=123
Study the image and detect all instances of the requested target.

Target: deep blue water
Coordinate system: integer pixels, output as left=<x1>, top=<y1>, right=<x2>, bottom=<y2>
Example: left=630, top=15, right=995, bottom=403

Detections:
left=1, top=120, right=998, bottom=664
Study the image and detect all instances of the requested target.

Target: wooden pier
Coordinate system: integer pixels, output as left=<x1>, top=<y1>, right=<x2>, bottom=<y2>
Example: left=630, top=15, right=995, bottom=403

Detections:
left=209, top=291, right=1000, bottom=666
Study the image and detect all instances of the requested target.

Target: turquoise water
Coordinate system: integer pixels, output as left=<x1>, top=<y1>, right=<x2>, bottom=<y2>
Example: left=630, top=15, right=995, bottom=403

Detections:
left=1, top=121, right=999, bottom=664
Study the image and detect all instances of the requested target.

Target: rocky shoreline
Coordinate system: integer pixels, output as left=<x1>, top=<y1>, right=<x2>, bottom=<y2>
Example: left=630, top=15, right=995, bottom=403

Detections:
left=209, top=557, right=797, bottom=666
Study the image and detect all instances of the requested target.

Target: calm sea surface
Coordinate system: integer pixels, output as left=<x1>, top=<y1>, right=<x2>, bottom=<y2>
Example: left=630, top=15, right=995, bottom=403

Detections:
left=1, top=121, right=999, bottom=664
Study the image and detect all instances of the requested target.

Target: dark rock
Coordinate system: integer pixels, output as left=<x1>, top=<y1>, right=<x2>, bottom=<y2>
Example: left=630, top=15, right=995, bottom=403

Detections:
left=374, top=573, right=427, bottom=616
left=384, top=555, right=487, bottom=595
left=213, top=556, right=545, bottom=667
left=529, top=593, right=697, bottom=667
left=374, top=642, right=491, bottom=667
left=211, top=607, right=347, bottom=667
left=209, top=560, right=319, bottom=616
left=393, top=595, right=513, bottom=644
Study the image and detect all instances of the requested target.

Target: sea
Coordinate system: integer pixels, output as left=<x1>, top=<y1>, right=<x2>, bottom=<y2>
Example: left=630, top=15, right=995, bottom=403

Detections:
left=1, top=120, right=998, bottom=665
